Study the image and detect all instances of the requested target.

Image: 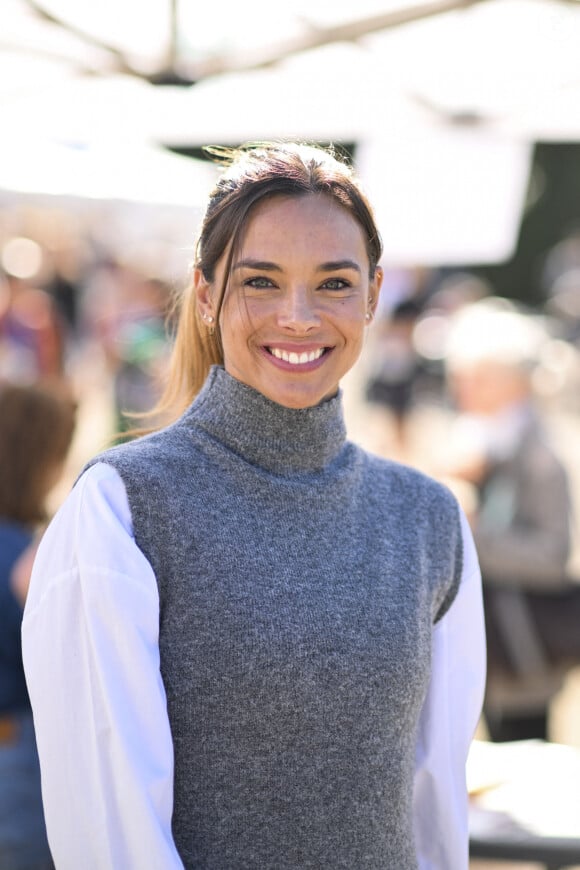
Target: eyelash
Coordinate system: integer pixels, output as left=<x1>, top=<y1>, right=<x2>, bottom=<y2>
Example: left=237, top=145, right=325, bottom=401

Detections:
left=320, top=278, right=351, bottom=291
left=244, top=276, right=275, bottom=289
left=242, top=276, right=352, bottom=291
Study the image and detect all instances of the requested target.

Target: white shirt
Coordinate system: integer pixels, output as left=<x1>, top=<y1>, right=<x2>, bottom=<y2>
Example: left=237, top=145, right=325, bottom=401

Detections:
left=22, top=462, right=485, bottom=870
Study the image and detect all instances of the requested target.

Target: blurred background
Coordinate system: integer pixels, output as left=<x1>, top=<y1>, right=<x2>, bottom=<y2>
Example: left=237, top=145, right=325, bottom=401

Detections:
left=1, top=2, right=580, bottom=863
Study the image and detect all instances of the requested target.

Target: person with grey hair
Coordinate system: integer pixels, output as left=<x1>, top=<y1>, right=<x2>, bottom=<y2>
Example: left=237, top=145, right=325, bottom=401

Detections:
left=443, top=298, right=573, bottom=742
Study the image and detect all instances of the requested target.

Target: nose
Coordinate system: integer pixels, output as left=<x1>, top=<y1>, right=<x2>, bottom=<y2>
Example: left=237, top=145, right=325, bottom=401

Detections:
left=276, top=286, right=321, bottom=332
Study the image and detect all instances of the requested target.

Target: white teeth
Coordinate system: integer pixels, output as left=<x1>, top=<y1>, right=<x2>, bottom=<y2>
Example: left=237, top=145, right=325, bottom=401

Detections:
left=270, top=347, right=324, bottom=365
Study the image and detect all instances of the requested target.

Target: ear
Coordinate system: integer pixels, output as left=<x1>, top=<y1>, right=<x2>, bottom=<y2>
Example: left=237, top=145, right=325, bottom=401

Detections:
left=366, top=266, right=384, bottom=322
left=193, top=268, right=214, bottom=320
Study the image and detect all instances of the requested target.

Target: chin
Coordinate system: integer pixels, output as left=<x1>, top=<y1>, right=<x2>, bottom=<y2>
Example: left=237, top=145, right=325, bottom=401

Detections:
left=270, top=387, right=337, bottom=410
left=278, top=398, right=319, bottom=410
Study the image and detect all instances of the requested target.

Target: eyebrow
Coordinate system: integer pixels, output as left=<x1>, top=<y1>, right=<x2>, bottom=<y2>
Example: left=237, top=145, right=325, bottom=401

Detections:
left=232, top=258, right=362, bottom=273
left=318, top=259, right=361, bottom=274
left=233, top=259, right=282, bottom=272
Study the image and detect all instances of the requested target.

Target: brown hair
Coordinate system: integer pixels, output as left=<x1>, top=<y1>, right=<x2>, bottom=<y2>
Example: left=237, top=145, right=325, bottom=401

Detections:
left=156, top=141, right=383, bottom=423
left=0, top=383, right=76, bottom=525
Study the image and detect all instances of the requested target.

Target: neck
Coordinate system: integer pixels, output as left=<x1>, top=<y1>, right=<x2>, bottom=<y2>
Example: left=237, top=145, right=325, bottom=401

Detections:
left=183, top=366, right=347, bottom=475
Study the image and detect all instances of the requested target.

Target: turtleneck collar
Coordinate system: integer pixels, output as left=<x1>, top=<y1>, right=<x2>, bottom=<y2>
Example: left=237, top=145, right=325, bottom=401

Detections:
left=182, top=366, right=347, bottom=475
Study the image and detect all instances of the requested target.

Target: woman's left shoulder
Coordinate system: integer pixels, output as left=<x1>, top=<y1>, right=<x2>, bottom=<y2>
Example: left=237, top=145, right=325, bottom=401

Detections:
left=360, top=448, right=459, bottom=510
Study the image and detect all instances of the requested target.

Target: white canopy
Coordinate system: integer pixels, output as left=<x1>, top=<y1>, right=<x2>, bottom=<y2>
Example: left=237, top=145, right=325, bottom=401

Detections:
left=1, top=0, right=579, bottom=263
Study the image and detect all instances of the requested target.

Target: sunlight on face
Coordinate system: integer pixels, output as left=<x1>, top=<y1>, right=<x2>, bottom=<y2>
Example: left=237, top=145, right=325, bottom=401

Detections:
left=203, top=193, right=382, bottom=409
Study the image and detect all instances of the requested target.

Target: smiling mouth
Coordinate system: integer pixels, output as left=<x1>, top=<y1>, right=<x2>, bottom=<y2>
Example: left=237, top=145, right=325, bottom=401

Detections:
left=267, top=347, right=328, bottom=365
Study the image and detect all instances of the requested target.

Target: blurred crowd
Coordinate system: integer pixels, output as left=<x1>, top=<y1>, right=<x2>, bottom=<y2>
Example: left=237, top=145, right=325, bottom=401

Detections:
left=0, top=207, right=180, bottom=434
left=361, top=255, right=580, bottom=747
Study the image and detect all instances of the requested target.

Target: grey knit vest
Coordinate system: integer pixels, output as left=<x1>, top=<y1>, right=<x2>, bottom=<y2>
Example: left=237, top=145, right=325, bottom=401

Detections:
left=88, top=366, right=463, bottom=869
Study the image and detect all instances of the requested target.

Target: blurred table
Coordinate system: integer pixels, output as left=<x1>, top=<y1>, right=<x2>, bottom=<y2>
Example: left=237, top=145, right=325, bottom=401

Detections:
left=468, top=739, right=580, bottom=869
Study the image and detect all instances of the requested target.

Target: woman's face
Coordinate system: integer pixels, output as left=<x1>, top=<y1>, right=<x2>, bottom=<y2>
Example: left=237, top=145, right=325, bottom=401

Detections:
left=196, top=193, right=382, bottom=409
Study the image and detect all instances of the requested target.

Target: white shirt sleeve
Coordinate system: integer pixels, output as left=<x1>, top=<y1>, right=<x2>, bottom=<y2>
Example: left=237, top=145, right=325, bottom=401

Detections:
left=413, top=509, right=486, bottom=870
left=22, top=462, right=184, bottom=870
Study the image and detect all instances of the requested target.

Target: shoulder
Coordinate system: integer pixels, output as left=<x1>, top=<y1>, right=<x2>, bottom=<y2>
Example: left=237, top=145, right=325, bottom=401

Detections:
left=359, top=447, right=460, bottom=518
left=72, top=462, right=133, bottom=532
left=522, top=423, right=569, bottom=477
left=82, top=418, right=195, bottom=486
left=355, top=447, right=465, bottom=621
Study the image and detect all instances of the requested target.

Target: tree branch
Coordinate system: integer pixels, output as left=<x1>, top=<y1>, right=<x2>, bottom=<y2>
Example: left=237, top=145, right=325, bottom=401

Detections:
left=20, top=0, right=498, bottom=85
left=22, top=0, right=135, bottom=74
left=187, top=0, right=493, bottom=78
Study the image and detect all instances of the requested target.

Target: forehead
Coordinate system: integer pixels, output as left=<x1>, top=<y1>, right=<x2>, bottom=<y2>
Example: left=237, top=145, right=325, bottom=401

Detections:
left=238, top=193, right=368, bottom=260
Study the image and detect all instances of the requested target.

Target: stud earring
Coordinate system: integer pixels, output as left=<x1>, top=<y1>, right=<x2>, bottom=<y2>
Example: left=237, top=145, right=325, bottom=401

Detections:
left=201, top=312, right=215, bottom=335
left=365, top=312, right=373, bottom=321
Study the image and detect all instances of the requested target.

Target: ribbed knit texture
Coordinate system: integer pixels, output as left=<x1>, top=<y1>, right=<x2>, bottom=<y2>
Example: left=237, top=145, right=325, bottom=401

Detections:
left=89, top=366, right=463, bottom=869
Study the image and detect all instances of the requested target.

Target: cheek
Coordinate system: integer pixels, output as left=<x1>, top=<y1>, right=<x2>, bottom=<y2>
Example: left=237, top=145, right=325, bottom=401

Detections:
left=220, top=293, right=251, bottom=337
left=332, top=296, right=366, bottom=325
left=343, top=307, right=368, bottom=343
left=220, top=300, right=267, bottom=366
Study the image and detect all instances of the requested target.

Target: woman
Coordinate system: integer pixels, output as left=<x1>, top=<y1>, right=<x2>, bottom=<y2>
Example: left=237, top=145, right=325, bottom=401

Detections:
left=23, top=143, right=485, bottom=869
left=0, top=382, right=76, bottom=870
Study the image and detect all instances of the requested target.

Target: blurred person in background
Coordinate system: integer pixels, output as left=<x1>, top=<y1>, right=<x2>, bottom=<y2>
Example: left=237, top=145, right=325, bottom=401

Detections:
left=0, top=266, right=65, bottom=386
left=545, top=268, right=580, bottom=346
left=441, top=298, right=573, bottom=742
left=411, top=271, right=493, bottom=404
left=0, top=382, right=76, bottom=869
left=107, top=274, right=173, bottom=436
left=80, top=260, right=172, bottom=436
left=364, top=297, right=424, bottom=453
